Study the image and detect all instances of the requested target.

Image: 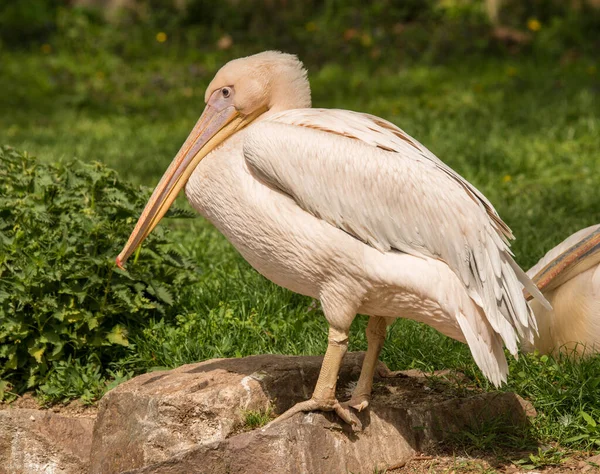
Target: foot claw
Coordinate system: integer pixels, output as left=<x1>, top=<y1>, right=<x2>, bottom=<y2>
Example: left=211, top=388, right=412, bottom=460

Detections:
left=376, top=361, right=404, bottom=378
left=333, top=401, right=363, bottom=432
left=347, top=397, right=369, bottom=412
left=262, top=397, right=363, bottom=432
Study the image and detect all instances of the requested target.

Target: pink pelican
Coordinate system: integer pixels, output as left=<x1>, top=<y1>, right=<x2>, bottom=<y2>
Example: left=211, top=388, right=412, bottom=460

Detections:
left=117, top=51, right=557, bottom=430
left=525, top=225, right=600, bottom=356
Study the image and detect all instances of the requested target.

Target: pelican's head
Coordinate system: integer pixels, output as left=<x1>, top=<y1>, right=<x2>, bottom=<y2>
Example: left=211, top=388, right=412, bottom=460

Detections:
left=116, top=51, right=310, bottom=268
left=206, top=51, right=311, bottom=114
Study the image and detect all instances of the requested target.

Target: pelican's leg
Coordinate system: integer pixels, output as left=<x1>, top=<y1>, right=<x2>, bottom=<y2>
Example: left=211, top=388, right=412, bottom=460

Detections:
left=345, top=315, right=390, bottom=411
left=264, top=325, right=362, bottom=430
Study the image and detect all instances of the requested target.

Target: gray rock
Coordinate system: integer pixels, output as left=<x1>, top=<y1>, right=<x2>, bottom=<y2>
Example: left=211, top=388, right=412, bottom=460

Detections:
left=91, top=353, right=535, bottom=474
left=0, top=408, right=94, bottom=474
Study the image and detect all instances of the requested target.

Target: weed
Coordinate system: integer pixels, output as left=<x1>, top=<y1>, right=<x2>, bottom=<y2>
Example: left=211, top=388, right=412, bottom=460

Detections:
left=242, top=405, right=274, bottom=430
left=448, top=416, right=537, bottom=455
left=513, top=446, right=568, bottom=470
left=36, top=355, right=133, bottom=405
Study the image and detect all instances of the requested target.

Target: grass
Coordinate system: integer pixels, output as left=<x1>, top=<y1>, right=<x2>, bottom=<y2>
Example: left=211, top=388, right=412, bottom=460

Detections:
left=242, top=405, right=274, bottom=430
left=1, top=17, right=600, bottom=466
left=448, top=415, right=538, bottom=454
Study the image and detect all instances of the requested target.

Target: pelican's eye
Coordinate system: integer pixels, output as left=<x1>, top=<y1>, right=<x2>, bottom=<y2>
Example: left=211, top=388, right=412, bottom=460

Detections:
left=222, top=87, right=232, bottom=98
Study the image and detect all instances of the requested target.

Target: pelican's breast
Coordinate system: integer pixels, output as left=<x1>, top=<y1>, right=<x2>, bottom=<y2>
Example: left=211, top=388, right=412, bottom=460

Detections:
left=184, top=133, right=366, bottom=299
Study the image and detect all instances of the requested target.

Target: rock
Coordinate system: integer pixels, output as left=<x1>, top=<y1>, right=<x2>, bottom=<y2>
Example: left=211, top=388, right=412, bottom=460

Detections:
left=123, top=391, right=532, bottom=474
left=588, top=454, right=600, bottom=464
left=90, top=354, right=292, bottom=474
left=0, top=408, right=95, bottom=474
left=91, top=353, right=535, bottom=474
left=585, top=454, right=600, bottom=471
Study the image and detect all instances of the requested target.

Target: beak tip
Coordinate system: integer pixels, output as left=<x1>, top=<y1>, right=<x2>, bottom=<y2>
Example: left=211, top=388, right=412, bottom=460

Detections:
left=115, top=255, right=126, bottom=271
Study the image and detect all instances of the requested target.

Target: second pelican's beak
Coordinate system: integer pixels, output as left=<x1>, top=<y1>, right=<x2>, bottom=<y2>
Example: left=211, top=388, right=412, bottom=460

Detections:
left=526, top=227, right=600, bottom=300
left=116, top=92, right=260, bottom=269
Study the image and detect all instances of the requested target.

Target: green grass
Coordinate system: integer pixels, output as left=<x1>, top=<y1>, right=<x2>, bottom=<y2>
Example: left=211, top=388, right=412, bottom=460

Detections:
left=242, top=405, right=274, bottom=430
left=1, top=23, right=600, bottom=464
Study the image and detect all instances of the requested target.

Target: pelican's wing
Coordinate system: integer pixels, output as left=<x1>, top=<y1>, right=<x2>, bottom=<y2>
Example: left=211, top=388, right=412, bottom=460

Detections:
left=244, top=108, right=549, bottom=354
left=527, top=225, right=600, bottom=295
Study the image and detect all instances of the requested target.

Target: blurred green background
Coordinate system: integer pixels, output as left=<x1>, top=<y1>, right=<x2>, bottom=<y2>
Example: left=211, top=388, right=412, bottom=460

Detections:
left=1, top=0, right=598, bottom=186
left=1, top=0, right=598, bottom=259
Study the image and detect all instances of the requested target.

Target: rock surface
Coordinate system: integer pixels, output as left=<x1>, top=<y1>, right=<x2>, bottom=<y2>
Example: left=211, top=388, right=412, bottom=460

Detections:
left=0, top=407, right=95, bottom=474
left=90, top=353, right=535, bottom=474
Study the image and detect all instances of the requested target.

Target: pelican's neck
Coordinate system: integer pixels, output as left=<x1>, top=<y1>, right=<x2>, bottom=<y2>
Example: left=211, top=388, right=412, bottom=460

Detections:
left=268, top=101, right=310, bottom=115
left=258, top=106, right=303, bottom=122
left=267, top=77, right=311, bottom=113
left=260, top=87, right=312, bottom=119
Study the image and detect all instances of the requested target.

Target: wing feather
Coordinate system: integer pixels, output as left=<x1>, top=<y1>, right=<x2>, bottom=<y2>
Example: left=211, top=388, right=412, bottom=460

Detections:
left=244, top=108, right=549, bottom=353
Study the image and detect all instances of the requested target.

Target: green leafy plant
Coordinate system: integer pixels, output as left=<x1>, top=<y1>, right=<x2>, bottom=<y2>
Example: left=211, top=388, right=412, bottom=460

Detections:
left=0, top=146, right=199, bottom=398
left=564, top=410, right=600, bottom=447
left=36, top=354, right=131, bottom=405
left=514, top=447, right=568, bottom=470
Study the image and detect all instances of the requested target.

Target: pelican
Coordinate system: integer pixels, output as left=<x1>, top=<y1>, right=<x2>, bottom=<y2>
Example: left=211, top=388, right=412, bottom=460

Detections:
left=524, top=225, right=600, bottom=356
left=117, top=51, right=552, bottom=430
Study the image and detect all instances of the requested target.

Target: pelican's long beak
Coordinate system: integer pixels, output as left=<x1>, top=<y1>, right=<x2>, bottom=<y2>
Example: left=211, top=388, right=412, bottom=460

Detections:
left=525, top=227, right=600, bottom=300
left=116, top=102, right=254, bottom=269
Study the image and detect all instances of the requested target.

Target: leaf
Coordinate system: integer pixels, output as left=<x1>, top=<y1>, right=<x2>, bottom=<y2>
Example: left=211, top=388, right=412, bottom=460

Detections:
left=50, top=342, right=65, bottom=357
left=0, top=289, right=10, bottom=302
left=565, top=434, right=589, bottom=443
left=28, top=345, right=45, bottom=363
left=6, top=353, right=18, bottom=370
left=27, top=374, right=38, bottom=389
left=164, top=207, right=197, bottom=219
left=150, top=282, right=174, bottom=306
left=581, top=411, right=597, bottom=428
left=40, top=331, right=61, bottom=345
left=0, top=380, right=11, bottom=400
left=106, top=325, right=129, bottom=346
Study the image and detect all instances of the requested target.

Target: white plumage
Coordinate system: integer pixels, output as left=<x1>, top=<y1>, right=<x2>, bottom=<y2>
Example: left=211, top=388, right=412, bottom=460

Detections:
left=525, top=225, right=600, bottom=355
left=118, top=51, right=552, bottom=429
left=246, top=109, right=547, bottom=355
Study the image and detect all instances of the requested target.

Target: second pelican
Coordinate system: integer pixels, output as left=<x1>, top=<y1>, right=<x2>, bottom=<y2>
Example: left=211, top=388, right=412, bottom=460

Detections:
left=117, top=51, right=552, bottom=429
left=525, top=225, right=600, bottom=355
